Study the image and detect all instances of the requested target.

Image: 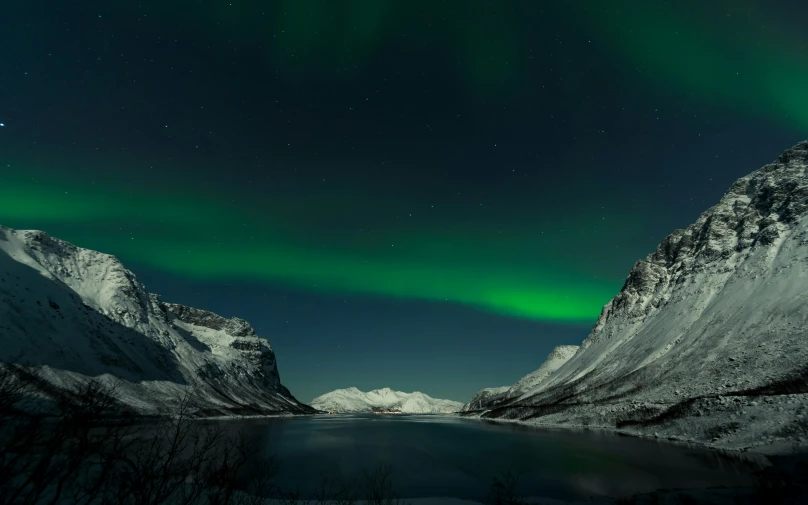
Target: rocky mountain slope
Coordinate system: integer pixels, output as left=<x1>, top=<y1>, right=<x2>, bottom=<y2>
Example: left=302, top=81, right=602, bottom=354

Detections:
left=464, top=141, right=808, bottom=452
left=0, top=225, right=314, bottom=416
left=311, top=387, right=463, bottom=413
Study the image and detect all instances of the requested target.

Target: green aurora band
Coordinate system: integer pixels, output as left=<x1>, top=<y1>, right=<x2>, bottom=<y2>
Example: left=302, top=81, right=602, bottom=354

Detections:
left=579, top=1, right=808, bottom=131
left=0, top=170, right=620, bottom=322
left=3, top=1, right=806, bottom=323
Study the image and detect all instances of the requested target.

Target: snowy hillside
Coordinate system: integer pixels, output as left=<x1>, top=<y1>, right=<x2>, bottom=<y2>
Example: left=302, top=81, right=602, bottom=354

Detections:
left=461, top=346, right=579, bottom=412
left=311, top=387, right=463, bottom=413
left=505, top=345, right=579, bottom=400
left=460, top=387, right=509, bottom=412
left=466, top=141, right=808, bottom=451
left=0, top=225, right=314, bottom=416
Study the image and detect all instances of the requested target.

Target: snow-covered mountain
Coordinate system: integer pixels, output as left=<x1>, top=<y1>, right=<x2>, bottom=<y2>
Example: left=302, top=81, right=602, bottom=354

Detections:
left=0, top=225, right=314, bottom=416
left=505, top=345, right=579, bottom=400
left=466, top=141, right=808, bottom=451
left=460, top=387, right=509, bottom=412
left=310, top=387, right=463, bottom=413
left=461, top=346, right=579, bottom=412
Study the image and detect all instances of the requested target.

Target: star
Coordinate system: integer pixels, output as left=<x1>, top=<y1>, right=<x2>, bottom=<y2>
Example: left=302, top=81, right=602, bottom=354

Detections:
left=0, top=123, right=4, bottom=127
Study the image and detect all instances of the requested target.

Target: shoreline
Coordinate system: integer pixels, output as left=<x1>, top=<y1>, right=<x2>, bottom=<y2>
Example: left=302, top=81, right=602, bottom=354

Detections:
left=197, top=408, right=806, bottom=460
left=464, top=413, right=801, bottom=462
left=458, top=391, right=808, bottom=458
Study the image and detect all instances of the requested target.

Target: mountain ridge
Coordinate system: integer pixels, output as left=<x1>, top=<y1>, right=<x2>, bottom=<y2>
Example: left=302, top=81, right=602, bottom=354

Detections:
left=0, top=225, right=313, bottom=416
left=464, top=140, right=808, bottom=451
left=310, top=387, right=463, bottom=413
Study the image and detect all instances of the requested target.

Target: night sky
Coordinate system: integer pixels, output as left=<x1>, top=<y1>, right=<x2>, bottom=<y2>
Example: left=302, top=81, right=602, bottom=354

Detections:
left=1, top=1, right=806, bottom=403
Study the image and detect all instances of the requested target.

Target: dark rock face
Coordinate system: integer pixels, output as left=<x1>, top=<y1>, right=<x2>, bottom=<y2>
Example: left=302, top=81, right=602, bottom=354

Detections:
left=164, top=304, right=257, bottom=338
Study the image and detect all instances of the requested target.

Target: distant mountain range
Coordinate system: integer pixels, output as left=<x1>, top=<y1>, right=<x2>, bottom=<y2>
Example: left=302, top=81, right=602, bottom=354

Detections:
left=0, top=225, right=314, bottom=416
left=310, top=387, right=463, bottom=413
left=463, top=141, right=808, bottom=451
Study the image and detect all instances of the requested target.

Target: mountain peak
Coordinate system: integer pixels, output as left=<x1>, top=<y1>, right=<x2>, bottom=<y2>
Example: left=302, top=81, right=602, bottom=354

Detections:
left=773, top=139, right=808, bottom=165
left=589, top=140, right=808, bottom=340
left=311, top=387, right=462, bottom=414
left=0, top=224, right=312, bottom=416
left=474, top=141, right=808, bottom=450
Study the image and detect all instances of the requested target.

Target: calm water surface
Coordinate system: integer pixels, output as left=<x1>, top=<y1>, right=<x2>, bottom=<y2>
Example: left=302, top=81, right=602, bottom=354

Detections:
left=209, top=414, right=764, bottom=501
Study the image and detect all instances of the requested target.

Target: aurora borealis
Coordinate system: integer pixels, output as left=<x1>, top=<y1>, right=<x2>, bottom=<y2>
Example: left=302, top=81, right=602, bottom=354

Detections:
left=1, top=0, right=806, bottom=401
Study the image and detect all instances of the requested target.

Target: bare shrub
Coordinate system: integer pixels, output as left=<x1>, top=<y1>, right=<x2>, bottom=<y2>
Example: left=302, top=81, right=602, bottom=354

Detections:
left=487, top=470, right=525, bottom=505
left=0, top=363, right=275, bottom=505
left=362, top=464, right=408, bottom=505
left=0, top=362, right=417, bottom=505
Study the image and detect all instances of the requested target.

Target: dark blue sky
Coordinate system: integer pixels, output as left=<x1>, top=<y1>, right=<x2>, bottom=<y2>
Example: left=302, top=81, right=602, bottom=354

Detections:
left=0, top=0, right=806, bottom=402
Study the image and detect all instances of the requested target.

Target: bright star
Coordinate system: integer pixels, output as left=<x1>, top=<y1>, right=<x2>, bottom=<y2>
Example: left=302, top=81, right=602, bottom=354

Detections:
left=0, top=123, right=4, bottom=127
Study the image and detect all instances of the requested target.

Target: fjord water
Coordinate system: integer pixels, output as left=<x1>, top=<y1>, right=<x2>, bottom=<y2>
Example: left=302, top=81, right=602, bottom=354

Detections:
left=210, top=414, right=762, bottom=501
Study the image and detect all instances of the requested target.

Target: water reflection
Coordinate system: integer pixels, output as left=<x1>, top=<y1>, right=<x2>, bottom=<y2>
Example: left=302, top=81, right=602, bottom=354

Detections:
left=201, top=414, right=765, bottom=501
